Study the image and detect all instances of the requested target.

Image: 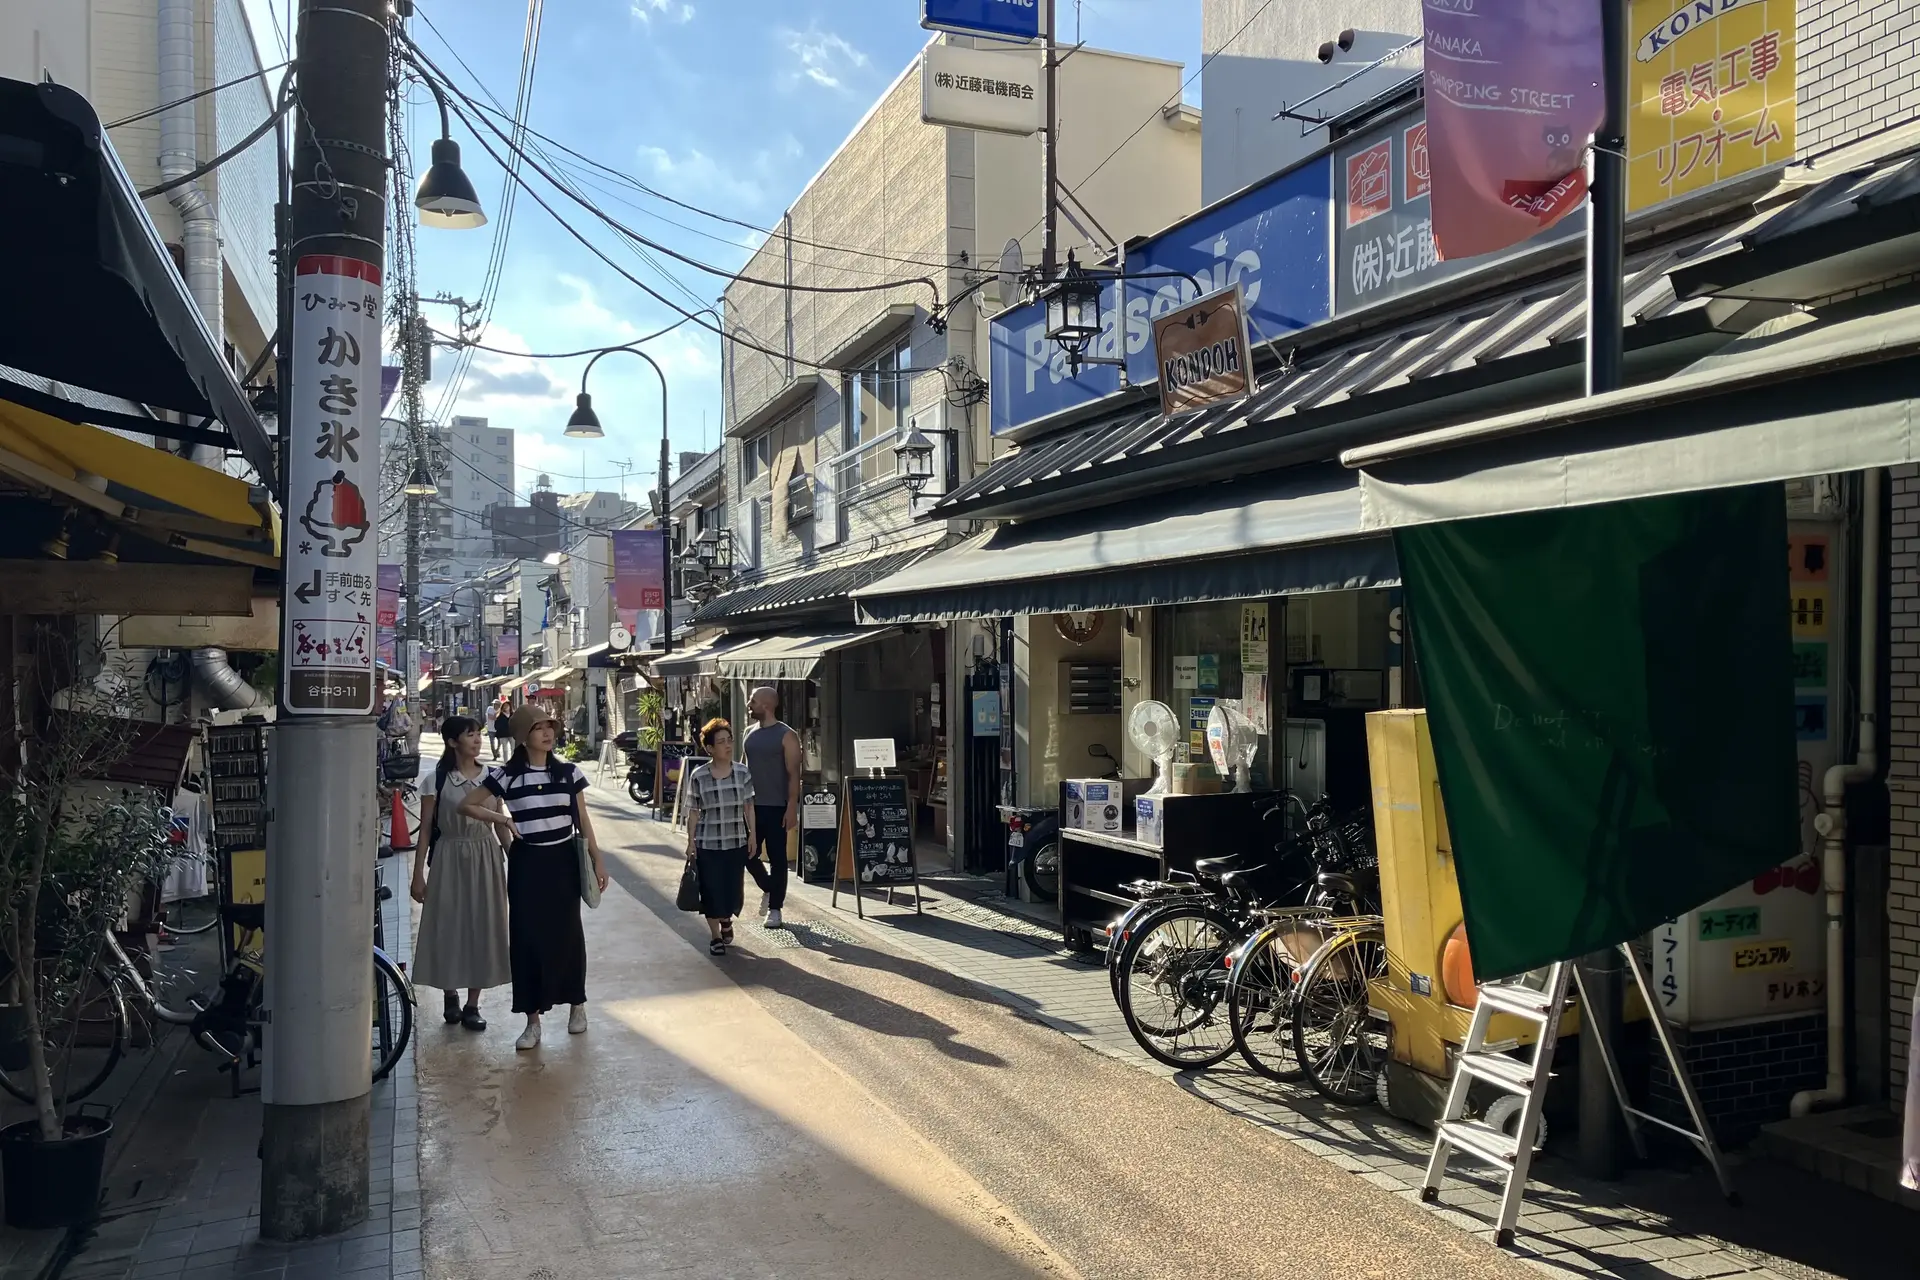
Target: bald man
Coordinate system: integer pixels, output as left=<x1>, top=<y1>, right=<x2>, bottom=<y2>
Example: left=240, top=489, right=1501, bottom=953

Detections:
left=742, top=685, right=801, bottom=927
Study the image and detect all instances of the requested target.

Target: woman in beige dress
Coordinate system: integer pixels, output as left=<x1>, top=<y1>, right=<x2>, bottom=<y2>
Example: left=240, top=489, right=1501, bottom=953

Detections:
left=411, top=716, right=511, bottom=1030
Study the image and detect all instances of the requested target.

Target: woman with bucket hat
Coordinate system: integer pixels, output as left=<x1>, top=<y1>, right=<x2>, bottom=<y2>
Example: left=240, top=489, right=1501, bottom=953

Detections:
left=461, top=703, right=609, bottom=1050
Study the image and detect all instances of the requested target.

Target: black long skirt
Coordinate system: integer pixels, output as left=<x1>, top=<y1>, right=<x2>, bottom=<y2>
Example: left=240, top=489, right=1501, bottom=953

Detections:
left=695, top=845, right=749, bottom=920
left=506, top=838, right=587, bottom=1013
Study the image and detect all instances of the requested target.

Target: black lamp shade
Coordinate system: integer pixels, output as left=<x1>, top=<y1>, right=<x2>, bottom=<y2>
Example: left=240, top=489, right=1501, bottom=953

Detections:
left=564, top=392, right=604, bottom=438
left=403, top=460, right=438, bottom=496
left=416, top=138, right=487, bottom=230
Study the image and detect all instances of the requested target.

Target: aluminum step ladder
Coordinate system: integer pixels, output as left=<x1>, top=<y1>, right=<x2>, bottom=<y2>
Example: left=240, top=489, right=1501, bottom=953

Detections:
left=1420, top=942, right=1736, bottom=1248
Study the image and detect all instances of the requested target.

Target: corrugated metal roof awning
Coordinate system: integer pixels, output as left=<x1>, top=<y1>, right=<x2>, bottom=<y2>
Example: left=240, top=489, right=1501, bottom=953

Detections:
left=716, top=629, right=896, bottom=682
left=688, top=548, right=931, bottom=624
left=855, top=465, right=1395, bottom=624
left=652, top=633, right=761, bottom=678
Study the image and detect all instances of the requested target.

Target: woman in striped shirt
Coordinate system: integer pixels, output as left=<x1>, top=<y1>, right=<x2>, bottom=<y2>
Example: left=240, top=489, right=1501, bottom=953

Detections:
left=461, top=704, right=609, bottom=1050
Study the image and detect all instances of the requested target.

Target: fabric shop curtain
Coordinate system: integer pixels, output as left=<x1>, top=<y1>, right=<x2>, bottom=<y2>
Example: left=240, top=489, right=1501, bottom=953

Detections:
left=1396, top=482, right=1799, bottom=980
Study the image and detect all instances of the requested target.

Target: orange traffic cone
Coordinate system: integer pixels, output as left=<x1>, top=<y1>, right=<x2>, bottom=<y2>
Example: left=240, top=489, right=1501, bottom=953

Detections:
left=389, top=786, right=414, bottom=852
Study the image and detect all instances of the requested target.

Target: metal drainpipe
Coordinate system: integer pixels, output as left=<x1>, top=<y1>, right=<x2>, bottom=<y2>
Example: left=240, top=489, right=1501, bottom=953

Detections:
left=191, top=647, right=264, bottom=711
left=159, top=0, right=223, bottom=467
left=1791, top=469, right=1882, bottom=1117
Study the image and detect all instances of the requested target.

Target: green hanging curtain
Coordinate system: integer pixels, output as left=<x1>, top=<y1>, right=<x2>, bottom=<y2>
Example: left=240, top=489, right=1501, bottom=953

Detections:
left=1396, top=482, right=1798, bottom=980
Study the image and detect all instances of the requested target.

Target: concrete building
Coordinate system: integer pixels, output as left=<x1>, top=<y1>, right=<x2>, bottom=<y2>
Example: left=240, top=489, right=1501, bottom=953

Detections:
left=445, top=414, right=516, bottom=572
left=558, top=489, right=640, bottom=532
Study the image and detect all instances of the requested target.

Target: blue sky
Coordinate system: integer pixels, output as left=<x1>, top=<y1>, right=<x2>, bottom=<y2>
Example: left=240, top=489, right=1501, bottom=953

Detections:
left=251, top=1, right=1198, bottom=507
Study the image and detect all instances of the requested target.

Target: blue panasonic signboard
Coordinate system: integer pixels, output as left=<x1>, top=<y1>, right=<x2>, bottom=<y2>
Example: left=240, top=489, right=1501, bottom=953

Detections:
left=989, top=157, right=1333, bottom=435
left=922, top=0, right=1042, bottom=43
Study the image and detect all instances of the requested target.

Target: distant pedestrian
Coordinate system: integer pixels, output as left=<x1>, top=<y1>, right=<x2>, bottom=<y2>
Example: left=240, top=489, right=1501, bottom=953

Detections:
left=684, top=718, right=755, bottom=957
left=491, top=704, right=512, bottom=761
left=411, top=716, right=510, bottom=1031
left=461, top=704, right=609, bottom=1050
left=742, top=686, right=801, bottom=929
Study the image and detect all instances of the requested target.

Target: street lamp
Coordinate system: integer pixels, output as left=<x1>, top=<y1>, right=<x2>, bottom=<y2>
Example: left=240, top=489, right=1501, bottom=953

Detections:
left=403, top=458, right=438, bottom=496
left=409, top=71, right=487, bottom=230
left=1042, top=252, right=1103, bottom=349
left=559, top=344, right=675, bottom=653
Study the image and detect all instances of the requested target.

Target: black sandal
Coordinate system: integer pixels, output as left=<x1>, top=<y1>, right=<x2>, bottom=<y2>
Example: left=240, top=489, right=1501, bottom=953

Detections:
left=709, top=938, right=727, bottom=956
left=443, top=991, right=462, bottom=1024
left=460, top=1005, right=487, bottom=1032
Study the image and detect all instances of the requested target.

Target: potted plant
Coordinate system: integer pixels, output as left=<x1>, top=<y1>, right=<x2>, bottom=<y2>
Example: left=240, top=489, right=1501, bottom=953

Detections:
left=0, top=626, right=169, bottom=1229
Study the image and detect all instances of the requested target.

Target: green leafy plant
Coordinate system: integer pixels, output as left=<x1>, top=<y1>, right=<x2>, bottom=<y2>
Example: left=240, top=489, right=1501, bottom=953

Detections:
left=636, top=691, right=664, bottom=752
left=0, top=625, right=170, bottom=1141
left=560, top=740, right=591, bottom=763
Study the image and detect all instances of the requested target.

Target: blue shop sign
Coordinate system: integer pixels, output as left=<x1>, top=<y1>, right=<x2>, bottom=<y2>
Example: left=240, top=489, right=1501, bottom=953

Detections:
left=989, top=157, right=1332, bottom=436
left=923, top=0, right=1041, bottom=42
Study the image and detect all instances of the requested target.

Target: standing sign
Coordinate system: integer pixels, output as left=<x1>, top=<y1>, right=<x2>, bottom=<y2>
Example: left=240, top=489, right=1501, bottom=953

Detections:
left=922, top=42, right=1043, bottom=136
left=832, top=774, right=922, bottom=918
left=1151, top=283, right=1253, bottom=419
left=284, top=255, right=382, bottom=715
left=1627, top=0, right=1794, bottom=212
left=611, top=529, right=665, bottom=612
left=799, top=787, right=840, bottom=883
left=1420, top=0, right=1603, bottom=261
left=921, top=0, right=1041, bottom=42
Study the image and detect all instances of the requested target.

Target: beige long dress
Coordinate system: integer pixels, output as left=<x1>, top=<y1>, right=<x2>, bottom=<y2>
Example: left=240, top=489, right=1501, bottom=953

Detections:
left=412, top=769, right=512, bottom=992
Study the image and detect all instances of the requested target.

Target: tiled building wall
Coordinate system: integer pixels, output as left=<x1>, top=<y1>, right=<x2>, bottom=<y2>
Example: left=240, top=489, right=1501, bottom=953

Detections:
left=1797, top=0, right=1920, bottom=157
left=1888, top=464, right=1920, bottom=1102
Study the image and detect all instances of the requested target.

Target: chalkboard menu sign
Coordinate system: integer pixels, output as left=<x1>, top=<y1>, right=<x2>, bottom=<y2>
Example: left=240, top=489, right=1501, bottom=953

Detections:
left=799, top=787, right=839, bottom=884
left=832, top=775, right=922, bottom=917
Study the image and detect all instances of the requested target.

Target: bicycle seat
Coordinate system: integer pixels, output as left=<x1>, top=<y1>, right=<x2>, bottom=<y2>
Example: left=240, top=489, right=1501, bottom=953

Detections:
left=1218, top=863, right=1271, bottom=894
left=221, top=902, right=265, bottom=932
left=1193, top=854, right=1244, bottom=881
left=1316, top=871, right=1359, bottom=901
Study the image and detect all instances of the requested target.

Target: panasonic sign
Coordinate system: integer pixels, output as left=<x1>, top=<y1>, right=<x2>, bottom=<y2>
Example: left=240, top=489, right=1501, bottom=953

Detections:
left=922, top=0, right=1042, bottom=43
left=989, top=156, right=1332, bottom=436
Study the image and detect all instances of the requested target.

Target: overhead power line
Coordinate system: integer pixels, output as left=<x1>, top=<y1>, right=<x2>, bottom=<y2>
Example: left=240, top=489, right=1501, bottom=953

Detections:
left=106, top=59, right=292, bottom=128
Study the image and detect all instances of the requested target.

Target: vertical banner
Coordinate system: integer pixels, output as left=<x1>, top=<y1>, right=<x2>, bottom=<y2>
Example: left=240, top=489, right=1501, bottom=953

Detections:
left=376, top=563, right=401, bottom=671
left=1627, top=0, right=1794, bottom=210
left=611, top=529, right=666, bottom=612
left=1422, top=0, right=1605, bottom=261
left=283, top=255, right=383, bottom=715
left=497, top=631, right=520, bottom=671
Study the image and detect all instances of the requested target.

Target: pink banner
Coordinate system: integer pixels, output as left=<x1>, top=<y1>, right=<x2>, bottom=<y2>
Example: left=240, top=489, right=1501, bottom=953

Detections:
left=612, top=529, right=666, bottom=613
left=1422, top=0, right=1604, bottom=260
left=496, top=632, right=520, bottom=670
left=377, top=563, right=401, bottom=631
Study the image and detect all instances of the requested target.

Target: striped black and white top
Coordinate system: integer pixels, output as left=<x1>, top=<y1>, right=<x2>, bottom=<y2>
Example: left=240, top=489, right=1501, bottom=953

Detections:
left=481, top=761, right=586, bottom=847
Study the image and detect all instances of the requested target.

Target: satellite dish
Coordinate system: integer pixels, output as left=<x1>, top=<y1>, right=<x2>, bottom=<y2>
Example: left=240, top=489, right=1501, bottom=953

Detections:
left=1127, top=700, right=1179, bottom=795
left=1207, top=701, right=1260, bottom=793
left=997, top=237, right=1026, bottom=307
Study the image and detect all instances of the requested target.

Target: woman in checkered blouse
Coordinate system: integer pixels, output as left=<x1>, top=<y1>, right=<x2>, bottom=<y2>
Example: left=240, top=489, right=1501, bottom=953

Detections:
left=684, top=718, right=756, bottom=956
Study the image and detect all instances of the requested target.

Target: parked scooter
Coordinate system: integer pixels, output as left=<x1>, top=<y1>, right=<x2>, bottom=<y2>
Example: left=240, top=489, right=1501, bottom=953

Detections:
left=611, top=730, right=657, bottom=805
left=1006, top=745, right=1122, bottom=903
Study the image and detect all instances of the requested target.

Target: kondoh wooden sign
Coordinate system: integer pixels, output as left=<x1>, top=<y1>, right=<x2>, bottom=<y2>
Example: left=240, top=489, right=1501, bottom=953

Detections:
left=1151, top=283, right=1253, bottom=419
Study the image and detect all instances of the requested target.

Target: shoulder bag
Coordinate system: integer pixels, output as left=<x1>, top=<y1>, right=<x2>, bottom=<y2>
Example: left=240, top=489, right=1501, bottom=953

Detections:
left=565, top=763, right=602, bottom=910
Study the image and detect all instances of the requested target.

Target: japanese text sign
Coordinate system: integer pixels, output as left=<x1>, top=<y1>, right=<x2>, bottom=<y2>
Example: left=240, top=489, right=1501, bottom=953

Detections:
left=1151, top=283, right=1253, bottom=419
left=611, top=529, right=666, bottom=612
left=1628, top=0, right=1794, bottom=210
left=922, top=41, right=1042, bottom=136
left=1421, top=0, right=1604, bottom=260
left=284, top=255, right=383, bottom=715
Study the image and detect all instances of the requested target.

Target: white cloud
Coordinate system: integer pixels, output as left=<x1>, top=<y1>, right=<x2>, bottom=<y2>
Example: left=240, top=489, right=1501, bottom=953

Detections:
left=778, top=24, right=869, bottom=92
left=630, top=0, right=694, bottom=24
left=636, top=145, right=768, bottom=214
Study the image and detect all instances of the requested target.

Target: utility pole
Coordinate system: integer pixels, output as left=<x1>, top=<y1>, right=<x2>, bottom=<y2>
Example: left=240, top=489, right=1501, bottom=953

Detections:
left=263, top=0, right=388, bottom=1240
left=1578, top=0, right=1630, bottom=1183
left=1041, top=0, right=1059, bottom=276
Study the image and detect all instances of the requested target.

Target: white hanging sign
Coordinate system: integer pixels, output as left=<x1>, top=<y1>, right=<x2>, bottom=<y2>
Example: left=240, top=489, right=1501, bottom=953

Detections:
left=283, top=255, right=384, bottom=716
left=921, top=42, right=1043, bottom=137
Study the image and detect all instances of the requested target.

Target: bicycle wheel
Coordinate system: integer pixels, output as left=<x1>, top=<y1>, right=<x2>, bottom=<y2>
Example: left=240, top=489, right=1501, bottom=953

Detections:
left=166, top=859, right=222, bottom=935
left=1227, top=924, right=1319, bottom=1082
left=1106, top=889, right=1206, bottom=1001
left=0, top=961, right=127, bottom=1107
left=1116, top=905, right=1238, bottom=1069
left=371, top=952, right=414, bottom=1083
left=1291, top=930, right=1390, bottom=1105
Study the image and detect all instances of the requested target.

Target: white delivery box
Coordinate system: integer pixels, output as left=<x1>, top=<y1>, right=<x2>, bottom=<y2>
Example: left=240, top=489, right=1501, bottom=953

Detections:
left=1064, top=779, right=1123, bottom=833
left=1135, top=794, right=1166, bottom=847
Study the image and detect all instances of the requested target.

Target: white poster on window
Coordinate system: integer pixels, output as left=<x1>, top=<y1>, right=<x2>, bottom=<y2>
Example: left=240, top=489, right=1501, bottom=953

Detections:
left=1241, top=603, right=1269, bottom=675
left=1173, top=655, right=1199, bottom=689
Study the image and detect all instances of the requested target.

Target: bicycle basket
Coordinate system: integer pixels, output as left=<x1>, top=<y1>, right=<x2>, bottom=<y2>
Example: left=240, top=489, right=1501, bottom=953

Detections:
left=380, top=752, right=421, bottom=784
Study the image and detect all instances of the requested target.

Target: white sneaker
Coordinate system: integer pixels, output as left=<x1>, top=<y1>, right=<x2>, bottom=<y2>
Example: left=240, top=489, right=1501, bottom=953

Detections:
left=765, top=908, right=783, bottom=929
left=568, top=1004, right=588, bottom=1035
left=515, top=1018, right=541, bottom=1051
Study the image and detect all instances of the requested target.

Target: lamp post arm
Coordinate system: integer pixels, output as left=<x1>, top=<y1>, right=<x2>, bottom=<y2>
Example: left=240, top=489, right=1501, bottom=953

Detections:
left=576, top=344, right=674, bottom=654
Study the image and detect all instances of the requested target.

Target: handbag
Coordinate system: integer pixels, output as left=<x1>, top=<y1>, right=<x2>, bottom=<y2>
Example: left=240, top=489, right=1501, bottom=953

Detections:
left=676, top=853, right=702, bottom=913
left=571, top=777, right=602, bottom=910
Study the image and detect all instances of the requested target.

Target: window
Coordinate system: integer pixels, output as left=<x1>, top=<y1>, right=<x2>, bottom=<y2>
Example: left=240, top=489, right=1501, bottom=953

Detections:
left=844, top=338, right=912, bottom=450
left=742, top=431, right=772, bottom=484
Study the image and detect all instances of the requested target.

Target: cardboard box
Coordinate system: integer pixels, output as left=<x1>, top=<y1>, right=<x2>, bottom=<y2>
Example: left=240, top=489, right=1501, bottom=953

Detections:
left=1065, top=779, right=1123, bottom=833
left=1135, top=794, right=1166, bottom=847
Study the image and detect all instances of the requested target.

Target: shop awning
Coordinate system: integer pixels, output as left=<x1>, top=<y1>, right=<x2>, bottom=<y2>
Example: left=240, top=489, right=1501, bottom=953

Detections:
left=0, top=393, right=277, bottom=569
left=716, top=629, right=896, bottom=682
left=687, top=547, right=933, bottom=625
left=501, top=672, right=534, bottom=693
left=652, top=633, right=761, bottom=678
left=0, top=78, right=272, bottom=473
left=854, top=465, right=1396, bottom=624
left=1342, top=293, right=1920, bottom=530
left=523, top=664, right=573, bottom=688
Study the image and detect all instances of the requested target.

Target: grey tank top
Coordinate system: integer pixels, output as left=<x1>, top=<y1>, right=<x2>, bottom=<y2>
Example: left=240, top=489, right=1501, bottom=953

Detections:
left=741, top=721, right=793, bottom=805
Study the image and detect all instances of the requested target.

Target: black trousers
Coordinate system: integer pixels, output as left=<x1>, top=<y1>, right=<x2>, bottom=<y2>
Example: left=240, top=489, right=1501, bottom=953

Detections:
left=506, top=839, right=586, bottom=1014
left=746, top=804, right=788, bottom=910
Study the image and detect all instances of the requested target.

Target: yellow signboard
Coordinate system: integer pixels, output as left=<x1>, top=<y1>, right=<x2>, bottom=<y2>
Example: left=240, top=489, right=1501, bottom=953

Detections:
left=1627, top=0, right=1796, bottom=211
